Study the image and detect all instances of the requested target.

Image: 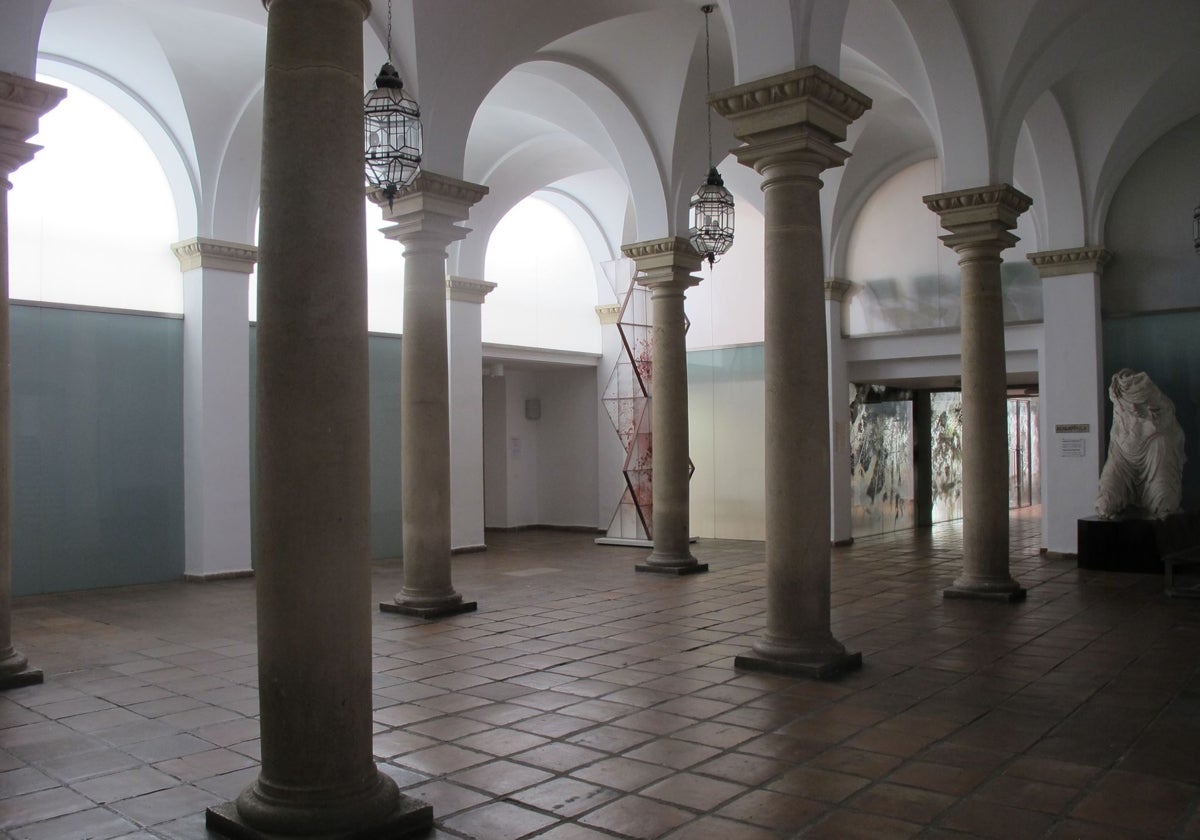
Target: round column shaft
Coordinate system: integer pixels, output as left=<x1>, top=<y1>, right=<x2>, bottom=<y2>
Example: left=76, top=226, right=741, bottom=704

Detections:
left=206, top=1, right=430, bottom=836
left=712, top=67, right=870, bottom=679
left=622, top=237, right=705, bottom=575
left=0, top=72, right=65, bottom=691
left=924, top=184, right=1031, bottom=601
left=372, top=172, right=488, bottom=619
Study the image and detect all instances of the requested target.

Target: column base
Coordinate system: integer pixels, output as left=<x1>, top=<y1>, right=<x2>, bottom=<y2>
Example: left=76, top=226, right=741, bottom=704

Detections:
left=380, top=598, right=477, bottom=618
left=207, top=795, right=432, bottom=840
left=735, top=650, right=862, bottom=680
left=943, top=583, right=1027, bottom=602
left=636, top=555, right=708, bottom=576
left=0, top=651, right=43, bottom=690
left=0, top=667, right=43, bottom=690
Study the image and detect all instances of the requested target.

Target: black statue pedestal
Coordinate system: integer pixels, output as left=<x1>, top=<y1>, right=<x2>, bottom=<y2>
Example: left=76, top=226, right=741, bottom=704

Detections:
left=1077, top=515, right=1163, bottom=573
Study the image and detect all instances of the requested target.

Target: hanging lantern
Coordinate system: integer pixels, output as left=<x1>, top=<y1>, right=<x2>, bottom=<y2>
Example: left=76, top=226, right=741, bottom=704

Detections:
left=689, top=167, right=735, bottom=265
left=364, top=1, right=420, bottom=204
left=364, top=63, right=421, bottom=203
left=688, top=4, right=733, bottom=266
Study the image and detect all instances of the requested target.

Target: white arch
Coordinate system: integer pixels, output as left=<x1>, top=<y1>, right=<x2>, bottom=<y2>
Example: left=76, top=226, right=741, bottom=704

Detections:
left=1019, top=91, right=1085, bottom=249
left=887, top=1, right=990, bottom=189
left=208, top=83, right=263, bottom=243
left=37, top=54, right=198, bottom=235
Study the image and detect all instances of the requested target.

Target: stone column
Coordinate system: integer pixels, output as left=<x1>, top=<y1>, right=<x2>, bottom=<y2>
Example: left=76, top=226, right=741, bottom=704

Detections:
left=622, top=237, right=705, bottom=574
left=825, top=278, right=853, bottom=547
left=447, top=275, right=495, bottom=554
left=1028, top=247, right=1109, bottom=557
left=711, top=67, right=870, bottom=678
left=374, top=172, right=488, bottom=618
left=923, top=184, right=1032, bottom=601
left=172, top=238, right=256, bottom=581
left=0, top=72, right=63, bottom=691
left=206, top=1, right=430, bottom=837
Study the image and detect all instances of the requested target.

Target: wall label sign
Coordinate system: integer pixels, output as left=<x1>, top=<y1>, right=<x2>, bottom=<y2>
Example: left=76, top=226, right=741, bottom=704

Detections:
left=1061, top=438, right=1086, bottom=458
left=1055, top=423, right=1090, bottom=434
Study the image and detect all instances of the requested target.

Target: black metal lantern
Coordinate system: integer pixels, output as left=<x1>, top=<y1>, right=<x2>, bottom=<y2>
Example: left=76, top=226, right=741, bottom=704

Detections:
left=1193, top=202, right=1199, bottom=255
left=689, top=167, right=734, bottom=264
left=364, top=1, right=421, bottom=204
left=688, top=4, right=733, bottom=266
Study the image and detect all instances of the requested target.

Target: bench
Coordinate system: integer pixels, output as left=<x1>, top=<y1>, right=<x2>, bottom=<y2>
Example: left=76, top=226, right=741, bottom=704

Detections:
left=1154, top=511, right=1200, bottom=598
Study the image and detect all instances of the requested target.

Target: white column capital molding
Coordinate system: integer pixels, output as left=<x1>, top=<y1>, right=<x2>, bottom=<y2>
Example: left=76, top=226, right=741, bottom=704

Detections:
left=0, top=73, right=66, bottom=179
left=1028, top=247, right=1112, bottom=278
left=446, top=275, right=496, bottom=304
left=622, top=236, right=703, bottom=292
left=824, top=278, right=853, bottom=303
left=923, top=183, right=1032, bottom=255
left=171, top=237, right=259, bottom=273
left=595, top=303, right=622, bottom=325
left=709, top=66, right=872, bottom=145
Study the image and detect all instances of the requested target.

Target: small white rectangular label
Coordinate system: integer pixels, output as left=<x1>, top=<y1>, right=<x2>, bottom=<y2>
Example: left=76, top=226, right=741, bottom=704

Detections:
left=1061, top=438, right=1086, bottom=458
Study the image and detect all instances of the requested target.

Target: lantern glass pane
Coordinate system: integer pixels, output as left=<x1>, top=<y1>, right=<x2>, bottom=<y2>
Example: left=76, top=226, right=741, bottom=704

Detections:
left=364, top=85, right=422, bottom=190
left=688, top=181, right=735, bottom=259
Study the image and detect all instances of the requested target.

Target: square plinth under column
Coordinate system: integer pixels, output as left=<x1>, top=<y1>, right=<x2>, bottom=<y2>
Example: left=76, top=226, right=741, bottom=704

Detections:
left=206, top=796, right=432, bottom=840
left=635, top=562, right=709, bottom=575
left=379, top=600, right=478, bottom=619
left=943, top=586, right=1027, bottom=602
left=734, top=651, right=862, bottom=680
left=0, top=668, right=43, bottom=690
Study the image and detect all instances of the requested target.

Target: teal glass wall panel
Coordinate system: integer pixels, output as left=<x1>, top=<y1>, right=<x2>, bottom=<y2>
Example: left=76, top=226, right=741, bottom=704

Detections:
left=687, top=344, right=767, bottom=540
left=1103, top=311, right=1200, bottom=510
left=11, top=305, right=184, bottom=595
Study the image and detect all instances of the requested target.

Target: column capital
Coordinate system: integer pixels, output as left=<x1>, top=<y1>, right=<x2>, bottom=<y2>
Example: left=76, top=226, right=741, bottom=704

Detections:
left=373, top=172, right=488, bottom=249
left=172, top=237, right=259, bottom=273
left=0, top=73, right=66, bottom=179
left=824, top=278, right=853, bottom=303
left=710, top=66, right=872, bottom=144
left=622, top=236, right=703, bottom=291
left=1027, top=246, right=1112, bottom=278
left=923, top=183, right=1032, bottom=256
left=595, top=303, right=622, bottom=325
left=446, top=275, right=496, bottom=304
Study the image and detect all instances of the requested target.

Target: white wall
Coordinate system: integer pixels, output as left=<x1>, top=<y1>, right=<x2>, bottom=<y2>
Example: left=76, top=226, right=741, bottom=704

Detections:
left=482, top=365, right=599, bottom=529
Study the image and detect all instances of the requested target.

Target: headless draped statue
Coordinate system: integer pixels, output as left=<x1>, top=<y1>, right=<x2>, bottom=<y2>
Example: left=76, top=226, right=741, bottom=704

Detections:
left=1095, top=369, right=1186, bottom=519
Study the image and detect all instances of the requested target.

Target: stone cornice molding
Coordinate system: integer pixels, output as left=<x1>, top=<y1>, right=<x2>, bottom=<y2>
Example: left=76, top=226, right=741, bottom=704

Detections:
left=923, top=183, right=1032, bottom=228
left=446, top=276, right=496, bottom=304
left=621, top=236, right=704, bottom=271
left=824, top=278, right=853, bottom=303
left=371, top=171, right=489, bottom=247
left=709, top=66, right=872, bottom=145
left=622, top=236, right=703, bottom=290
left=0, top=73, right=66, bottom=178
left=171, top=238, right=259, bottom=273
left=1027, top=247, right=1112, bottom=278
left=923, top=183, right=1033, bottom=254
left=595, top=303, right=622, bottom=325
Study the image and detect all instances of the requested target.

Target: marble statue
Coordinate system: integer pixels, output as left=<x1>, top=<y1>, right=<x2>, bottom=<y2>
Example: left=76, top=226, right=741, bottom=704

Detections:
left=1096, top=369, right=1186, bottom=519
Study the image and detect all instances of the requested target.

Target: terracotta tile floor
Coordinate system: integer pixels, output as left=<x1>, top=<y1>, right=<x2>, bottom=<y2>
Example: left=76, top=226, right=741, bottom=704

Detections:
left=3, top=508, right=1200, bottom=839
